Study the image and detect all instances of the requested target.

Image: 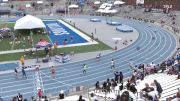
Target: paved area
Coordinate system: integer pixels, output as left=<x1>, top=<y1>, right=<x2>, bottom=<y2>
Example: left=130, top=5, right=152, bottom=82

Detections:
left=65, top=17, right=139, bottom=49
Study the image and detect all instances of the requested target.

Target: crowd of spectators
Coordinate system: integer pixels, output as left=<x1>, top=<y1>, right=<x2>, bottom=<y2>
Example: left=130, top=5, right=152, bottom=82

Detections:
left=93, top=50, right=180, bottom=101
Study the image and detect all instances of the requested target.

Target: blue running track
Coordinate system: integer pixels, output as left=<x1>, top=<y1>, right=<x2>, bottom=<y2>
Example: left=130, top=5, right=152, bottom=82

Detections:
left=0, top=17, right=176, bottom=100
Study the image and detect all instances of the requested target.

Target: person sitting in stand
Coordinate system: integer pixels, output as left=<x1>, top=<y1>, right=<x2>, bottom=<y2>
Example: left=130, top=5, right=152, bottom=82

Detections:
left=78, top=95, right=85, bottom=101
left=141, top=83, right=154, bottom=100
left=59, top=90, right=64, bottom=99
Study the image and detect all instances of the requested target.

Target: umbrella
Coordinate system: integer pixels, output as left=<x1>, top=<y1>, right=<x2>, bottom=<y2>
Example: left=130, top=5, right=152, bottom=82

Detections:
left=114, top=0, right=125, bottom=5
left=94, top=1, right=101, bottom=5
left=25, top=4, right=31, bottom=8
left=109, top=9, right=118, bottom=14
left=36, top=40, right=52, bottom=48
left=37, top=1, right=43, bottom=4
left=96, top=9, right=104, bottom=13
left=112, top=38, right=122, bottom=41
left=99, top=3, right=108, bottom=9
left=68, top=4, right=79, bottom=9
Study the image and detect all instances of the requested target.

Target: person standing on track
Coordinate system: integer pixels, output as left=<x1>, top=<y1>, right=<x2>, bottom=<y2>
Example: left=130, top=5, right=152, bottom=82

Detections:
left=82, top=64, right=87, bottom=75
left=14, top=67, right=18, bottom=79
left=22, top=67, right=27, bottom=79
left=111, top=59, right=115, bottom=69
left=51, top=66, right=56, bottom=78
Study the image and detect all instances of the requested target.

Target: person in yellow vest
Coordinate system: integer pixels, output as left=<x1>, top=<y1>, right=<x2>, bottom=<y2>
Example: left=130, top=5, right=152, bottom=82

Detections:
left=20, top=56, right=25, bottom=66
left=54, top=41, right=58, bottom=54
left=89, top=93, right=98, bottom=101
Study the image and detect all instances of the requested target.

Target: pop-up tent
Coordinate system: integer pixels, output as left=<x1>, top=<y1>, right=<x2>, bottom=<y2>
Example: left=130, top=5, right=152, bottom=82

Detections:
left=36, top=39, right=52, bottom=48
left=35, top=39, right=52, bottom=62
left=14, top=15, right=46, bottom=30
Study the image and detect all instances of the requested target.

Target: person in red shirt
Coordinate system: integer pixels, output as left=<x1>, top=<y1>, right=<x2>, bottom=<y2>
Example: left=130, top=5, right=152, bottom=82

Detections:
left=51, top=66, right=56, bottom=78
left=38, top=88, right=43, bottom=99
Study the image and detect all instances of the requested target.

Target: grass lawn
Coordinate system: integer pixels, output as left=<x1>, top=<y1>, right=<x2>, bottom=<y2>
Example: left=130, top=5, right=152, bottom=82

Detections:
left=0, top=21, right=111, bottom=62
left=0, top=22, right=50, bottom=51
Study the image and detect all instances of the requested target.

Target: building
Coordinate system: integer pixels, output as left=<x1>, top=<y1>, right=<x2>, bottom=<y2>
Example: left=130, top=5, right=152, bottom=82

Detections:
left=144, top=0, right=180, bottom=10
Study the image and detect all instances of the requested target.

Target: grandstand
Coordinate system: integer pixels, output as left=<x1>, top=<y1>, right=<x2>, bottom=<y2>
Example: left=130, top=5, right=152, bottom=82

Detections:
left=0, top=0, right=180, bottom=101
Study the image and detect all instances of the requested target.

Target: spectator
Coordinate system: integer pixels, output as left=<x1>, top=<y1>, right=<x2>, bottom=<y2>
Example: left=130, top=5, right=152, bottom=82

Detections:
left=0, top=96, right=3, bottom=101
left=59, top=90, right=64, bottom=99
left=31, top=97, right=36, bottom=101
left=177, top=74, right=180, bottom=79
left=95, top=81, right=100, bottom=92
left=126, top=79, right=131, bottom=90
left=111, top=79, right=117, bottom=91
left=176, top=88, right=180, bottom=100
left=106, top=78, right=111, bottom=93
left=90, top=93, right=98, bottom=101
left=154, top=80, right=163, bottom=98
left=114, top=71, right=119, bottom=83
left=119, top=71, right=123, bottom=83
left=121, top=91, right=132, bottom=101
left=141, top=83, right=154, bottom=100
left=17, top=93, right=23, bottom=101
left=102, top=81, right=107, bottom=92
left=12, top=96, right=17, bottom=101
left=78, top=95, right=85, bottom=101
left=44, top=47, right=49, bottom=55
left=129, top=84, right=137, bottom=94
left=113, top=95, right=120, bottom=101
left=160, top=62, right=166, bottom=72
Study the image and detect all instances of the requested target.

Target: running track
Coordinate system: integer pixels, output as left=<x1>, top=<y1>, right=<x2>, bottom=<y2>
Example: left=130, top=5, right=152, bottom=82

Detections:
left=0, top=17, right=177, bottom=100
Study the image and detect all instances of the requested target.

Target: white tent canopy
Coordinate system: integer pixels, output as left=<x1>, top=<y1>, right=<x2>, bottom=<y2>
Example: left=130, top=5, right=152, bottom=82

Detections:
left=114, top=0, right=125, bottom=5
left=68, top=4, right=79, bottom=9
left=14, top=15, right=46, bottom=30
left=94, top=1, right=101, bottom=5
left=99, top=3, right=108, bottom=9
left=96, top=9, right=118, bottom=14
left=25, top=4, right=31, bottom=8
left=37, top=1, right=43, bottom=4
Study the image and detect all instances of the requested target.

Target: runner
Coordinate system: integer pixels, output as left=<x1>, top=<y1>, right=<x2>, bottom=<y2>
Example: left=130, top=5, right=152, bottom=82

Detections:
left=35, top=65, right=40, bottom=71
left=96, top=53, right=101, bottom=61
left=111, top=59, right=115, bottom=69
left=51, top=66, right=56, bottom=78
left=14, top=68, right=18, bottom=79
left=82, top=64, right=87, bottom=75
left=22, top=67, right=27, bottom=79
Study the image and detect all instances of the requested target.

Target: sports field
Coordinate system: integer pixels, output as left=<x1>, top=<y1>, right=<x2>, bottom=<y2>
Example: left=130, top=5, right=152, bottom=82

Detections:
left=0, top=17, right=177, bottom=100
